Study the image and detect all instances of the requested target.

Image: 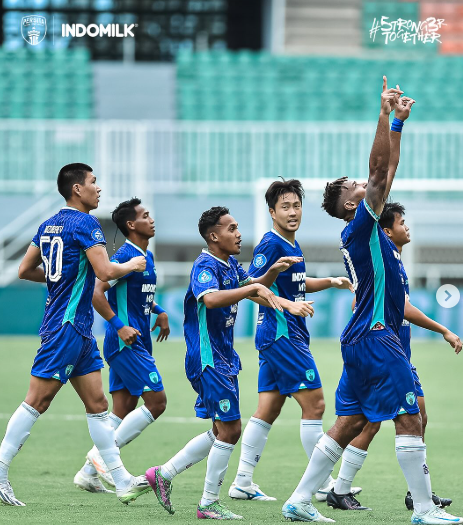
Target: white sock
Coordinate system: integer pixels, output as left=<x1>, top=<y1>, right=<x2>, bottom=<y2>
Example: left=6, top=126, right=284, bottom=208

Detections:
left=289, top=434, right=343, bottom=504
left=396, top=435, right=433, bottom=514
left=86, top=411, right=131, bottom=490
left=234, top=417, right=271, bottom=488
left=115, top=406, right=154, bottom=448
left=334, top=445, right=368, bottom=495
left=161, top=430, right=215, bottom=481
left=0, top=402, right=40, bottom=483
left=300, top=419, right=333, bottom=491
left=201, top=440, right=235, bottom=506
left=83, top=412, right=122, bottom=477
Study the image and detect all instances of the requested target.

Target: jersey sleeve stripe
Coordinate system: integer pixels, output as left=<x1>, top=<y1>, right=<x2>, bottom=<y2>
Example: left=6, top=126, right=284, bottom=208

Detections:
left=364, top=199, right=380, bottom=221
left=30, top=241, right=39, bottom=248
left=238, top=277, right=252, bottom=287
left=196, top=288, right=219, bottom=301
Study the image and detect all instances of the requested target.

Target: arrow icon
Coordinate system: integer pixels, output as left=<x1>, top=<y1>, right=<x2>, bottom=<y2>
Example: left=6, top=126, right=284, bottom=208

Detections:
left=445, top=290, right=452, bottom=302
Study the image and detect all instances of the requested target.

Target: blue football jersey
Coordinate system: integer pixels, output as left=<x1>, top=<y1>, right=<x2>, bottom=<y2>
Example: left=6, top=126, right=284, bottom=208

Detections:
left=104, top=240, right=155, bottom=362
left=184, top=249, right=251, bottom=382
left=340, top=199, right=405, bottom=344
left=31, top=206, right=106, bottom=339
left=397, top=250, right=411, bottom=360
left=249, top=229, right=309, bottom=351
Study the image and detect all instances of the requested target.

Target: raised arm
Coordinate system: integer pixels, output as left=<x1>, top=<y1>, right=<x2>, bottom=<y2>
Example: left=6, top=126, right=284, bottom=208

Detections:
left=92, top=278, right=141, bottom=346
left=253, top=256, right=303, bottom=288
left=18, top=245, right=46, bottom=283
left=249, top=295, right=315, bottom=317
left=384, top=87, right=415, bottom=200
left=365, top=76, right=402, bottom=216
left=86, top=245, right=146, bottom=282
left=202, top=283, right=282, bottom=311
left=305, top=276, right=353, bottom=293
left=404, top=300, right=462, bottom=354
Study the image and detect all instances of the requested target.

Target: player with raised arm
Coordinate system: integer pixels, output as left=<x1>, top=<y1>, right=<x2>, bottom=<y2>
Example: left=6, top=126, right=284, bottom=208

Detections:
left=326, top=202, right=460, bottom=512
left=145, top=206, right=308, bottom=520
left=74, top=198, right=170, bottom=492
left=228, top=179, right=356, bottom=503
left=282, top=77, right=463, bottom=524
left=0, top=164, right=150, bottom=507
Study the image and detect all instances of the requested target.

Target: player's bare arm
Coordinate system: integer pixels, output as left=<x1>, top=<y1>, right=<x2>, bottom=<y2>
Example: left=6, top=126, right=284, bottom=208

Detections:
left=249, top=295, right=314, bottom=317
left=365, top=76, right=402, bottom=216
left=86, top=244, right=146, bottom=282
left=92, top=278, right=141, bottom=346
left=384, top=88, right=416, bottom=200
left=253, top=256, right=303, bottom=288
left=305, top=276, right=354, bottom=293
left=18, top=245, right=46, bottom=283
left=202, top=283, right=282, bottom=312
left=150, top=302, right=170, bottom=342
left=404, top=299, right=462, bottom=354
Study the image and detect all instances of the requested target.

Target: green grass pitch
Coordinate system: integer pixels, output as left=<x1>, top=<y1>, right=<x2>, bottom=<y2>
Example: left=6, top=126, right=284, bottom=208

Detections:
left=0, top=337, right=462, bottom=524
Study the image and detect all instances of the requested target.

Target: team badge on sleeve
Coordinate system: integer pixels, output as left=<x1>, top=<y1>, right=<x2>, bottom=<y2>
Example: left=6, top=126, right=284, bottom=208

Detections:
left=253, top=254, right=267, bottom=268
left=198, top=270, right=212, bottom=283
left=219, top=399, right=230, bottom=413
left=91, top=229, right=104, bottom=242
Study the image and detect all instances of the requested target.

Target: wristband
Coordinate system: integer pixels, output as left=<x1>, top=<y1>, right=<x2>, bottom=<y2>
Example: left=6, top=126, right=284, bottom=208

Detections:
left=391, top=117, right=404, bottom=132
left=108, top=315, right=124, bottom=331
left=152, top=304, right=166, bottom=315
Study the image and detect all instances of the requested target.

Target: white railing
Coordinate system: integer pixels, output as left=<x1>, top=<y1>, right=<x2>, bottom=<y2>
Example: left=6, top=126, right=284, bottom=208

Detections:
left=1, top=120, right=463, bottom=205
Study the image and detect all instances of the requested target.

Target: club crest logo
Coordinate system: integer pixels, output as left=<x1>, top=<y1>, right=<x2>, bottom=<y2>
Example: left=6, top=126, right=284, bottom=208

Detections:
left=406, top=391, right=416, bottom=405
left=91, top=228, right=104, bottom=242
left=253, top=254, right=267, bottom=268
left=198, top=270, right=212, bottom=283
left=149, top=372, right=158, bottom=384
left=21, top=15, right=47, bottom=46
left=306, top=369, right=315, bottom=381
left=65, top=364, right=74, bottom=376
left=219, top=399, right=230, bottom=413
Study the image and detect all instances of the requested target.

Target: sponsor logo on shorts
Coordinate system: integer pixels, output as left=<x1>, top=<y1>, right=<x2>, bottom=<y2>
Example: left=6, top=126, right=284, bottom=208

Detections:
left=406, top=391, right=416, bottom=405
left=253, top=254, right=267, bottom=268
left=149, top=371, right=159, bottom=384
left=91, top=229, right=104, bottom=242
left=306, top=369, right=315, bottom=381
left=65, top=365, right=74, bottom=376
left=219, top=399, right=230, bottom=413
left=198, top=270, right=212, bottom=283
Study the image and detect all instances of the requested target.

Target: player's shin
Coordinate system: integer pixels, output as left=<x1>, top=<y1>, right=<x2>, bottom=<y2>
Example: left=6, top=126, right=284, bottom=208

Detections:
left=395, top=435, right=433, bottom=514
left=334, top=445, right=368, bottom=495
left=115, top=405, right=155, bottom=448
left=0, top=402, right=40, bottom=483
left=288, top=434, right=343, bottom=504
left=161, top=429, right=215, bottom=481
left=234, top=417, right=271, bottom=488
left=86, top=411, right=132, bottom=489
left=201, top=440, right=235, bottom=505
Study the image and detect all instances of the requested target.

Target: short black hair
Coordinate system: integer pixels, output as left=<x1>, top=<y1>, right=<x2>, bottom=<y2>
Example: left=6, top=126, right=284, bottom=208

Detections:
left=57, top=163, right=93, bottom=200
left=198, top=206, right=229, bottom=241
left=379, top=202, right=405, bottom=230
left=112, top=197, right=142, bottom=237
left=265, top=179, right=305, bottom=210
left=321, top=177, right=349, bottom=219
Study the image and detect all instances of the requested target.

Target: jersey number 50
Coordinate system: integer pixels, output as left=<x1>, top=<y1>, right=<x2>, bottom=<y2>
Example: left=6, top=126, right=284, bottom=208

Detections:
left=40, top=236, right=64, bottom=282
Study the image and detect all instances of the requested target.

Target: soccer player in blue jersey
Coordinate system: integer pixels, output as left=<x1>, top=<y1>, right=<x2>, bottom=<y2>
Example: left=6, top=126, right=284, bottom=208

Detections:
left=228, top=179, right=356, bottom=503
left=0, top=164, right=150, bottom=507
left=146, top=206, right=308, bottom=520
left=326, top=202, right=460, bottom=512
left=282, top=77, right=463, bottom=524
left=74, top=197, right=170, bottom=492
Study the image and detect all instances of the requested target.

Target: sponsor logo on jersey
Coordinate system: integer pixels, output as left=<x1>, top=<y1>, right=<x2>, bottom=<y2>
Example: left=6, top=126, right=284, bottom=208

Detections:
left=198, top=270, right=212, bottom=283
left=44, top=225, right=63, bottom=234
left=219, top=399, right=230, bottom=413
left=91, top=229, right=104, bottom=242
left=257, top=313, right=264, bottom=325
left=306, top=369, right=315, bottom=381
left=406, top=391, right=416, bottom=405
left=223, top=279, right=231, bottom=285
left=225, top=316, right=235, bottom=328
left=21, top=15, right=47, bottom=46
left=141, top=284, right=156, bottom=293
left=394, top=251, right=401, bottom=260
left=253, top=254, right=267, bottom=268
left=143, top=271, right=149, bottom=276
left=292, top=272, right=306, bottom=282
left=149, top=371, right=159, bottom=384
left=65, top=364, right=74, bottom=376
left=230, top=304, right=238, bottom=314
